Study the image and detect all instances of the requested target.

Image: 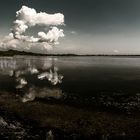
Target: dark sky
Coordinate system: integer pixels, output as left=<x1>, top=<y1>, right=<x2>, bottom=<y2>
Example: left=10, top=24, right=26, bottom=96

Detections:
left=1, top=0, right=140, bottom=54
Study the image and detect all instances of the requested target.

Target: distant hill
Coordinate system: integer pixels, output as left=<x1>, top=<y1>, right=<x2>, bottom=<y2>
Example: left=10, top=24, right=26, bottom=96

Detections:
left=0, top=50, right=78, bottom=56
left=0, top=50, right=140, bottom=56
left=0, top=50, right=37, bottom=56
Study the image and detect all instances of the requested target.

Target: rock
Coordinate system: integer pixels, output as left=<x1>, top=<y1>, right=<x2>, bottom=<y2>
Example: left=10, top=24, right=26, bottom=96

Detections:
left=46, top=130, right=54, bottom=140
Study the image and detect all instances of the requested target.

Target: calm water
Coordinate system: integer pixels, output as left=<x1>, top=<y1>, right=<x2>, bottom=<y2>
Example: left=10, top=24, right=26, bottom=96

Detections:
left=1, top=55, right=140, bottom=139
left=0, top=56, right=140, bottom=102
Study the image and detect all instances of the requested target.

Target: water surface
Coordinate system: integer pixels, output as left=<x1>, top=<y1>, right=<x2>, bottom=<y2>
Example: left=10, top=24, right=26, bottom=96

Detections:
left=0, top=56, right=140, bottom=102
left=0, top=56, right=140, bottom=139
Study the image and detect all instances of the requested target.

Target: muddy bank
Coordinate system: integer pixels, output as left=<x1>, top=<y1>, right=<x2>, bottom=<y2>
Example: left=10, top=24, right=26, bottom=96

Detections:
left=0, top=92, right=140, bottom=140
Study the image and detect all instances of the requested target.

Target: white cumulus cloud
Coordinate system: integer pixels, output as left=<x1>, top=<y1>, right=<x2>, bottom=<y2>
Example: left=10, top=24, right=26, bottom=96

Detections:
left=0, top=6, right=65, bottom=53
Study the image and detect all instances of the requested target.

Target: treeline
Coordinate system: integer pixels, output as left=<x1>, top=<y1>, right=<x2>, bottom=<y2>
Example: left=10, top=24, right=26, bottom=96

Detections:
left=0, top=50, right=140, bottom=56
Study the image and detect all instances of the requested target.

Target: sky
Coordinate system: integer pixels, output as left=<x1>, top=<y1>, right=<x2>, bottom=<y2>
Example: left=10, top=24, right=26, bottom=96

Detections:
left=0, top=0, right=140, bottom=54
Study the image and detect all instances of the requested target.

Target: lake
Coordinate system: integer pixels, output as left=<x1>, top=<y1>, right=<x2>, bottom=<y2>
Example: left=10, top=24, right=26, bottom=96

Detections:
left=0, top=56, right=140, bottom=99
left=0, top=56, right=140, bottom=139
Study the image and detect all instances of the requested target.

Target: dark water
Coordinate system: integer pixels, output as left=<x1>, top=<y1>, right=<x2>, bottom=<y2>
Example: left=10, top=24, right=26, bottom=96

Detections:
left=1, top=56, right=140, bottom=100
left=0, top=56, right=140, bottom=139
left=59, top=56, right=140, bottom=97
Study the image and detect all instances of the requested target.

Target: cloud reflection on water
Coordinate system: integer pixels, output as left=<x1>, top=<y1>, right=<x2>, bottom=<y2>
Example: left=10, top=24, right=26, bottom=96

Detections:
left=0, top=56, right=64, bottom=102
left=22, top=86, right=64, bottom=103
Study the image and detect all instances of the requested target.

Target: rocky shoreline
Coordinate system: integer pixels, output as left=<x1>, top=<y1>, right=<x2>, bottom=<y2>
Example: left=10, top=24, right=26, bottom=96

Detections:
left=0, top=92, right=140, bottom=140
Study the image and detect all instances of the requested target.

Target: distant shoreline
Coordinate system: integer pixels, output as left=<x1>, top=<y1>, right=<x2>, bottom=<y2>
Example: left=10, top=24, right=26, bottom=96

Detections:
left=1, top=50, right=140, bottom=57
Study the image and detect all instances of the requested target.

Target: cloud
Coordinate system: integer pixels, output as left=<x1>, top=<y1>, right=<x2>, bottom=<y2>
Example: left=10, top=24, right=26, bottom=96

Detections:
left=16, top=5, right=64, bottom=26
left=0, top=6, right=65, bottom=53
left=71, top=31, right=77, bottom=34
left=113, top=50, right=119, bottom=53
left=38, top=27, right=64, bottom=44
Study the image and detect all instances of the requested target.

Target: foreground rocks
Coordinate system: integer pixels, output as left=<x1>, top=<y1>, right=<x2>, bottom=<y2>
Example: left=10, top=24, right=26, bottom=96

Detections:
left=0, top=92, right=140, bottom=140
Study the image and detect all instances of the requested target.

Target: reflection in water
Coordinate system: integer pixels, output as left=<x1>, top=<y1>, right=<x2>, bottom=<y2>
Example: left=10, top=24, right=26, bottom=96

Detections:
left=22, top=86, right=64, bottom=103
left=0, top=56, right=64, bottom=102
left=38, top=68, right=63, bottom=85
